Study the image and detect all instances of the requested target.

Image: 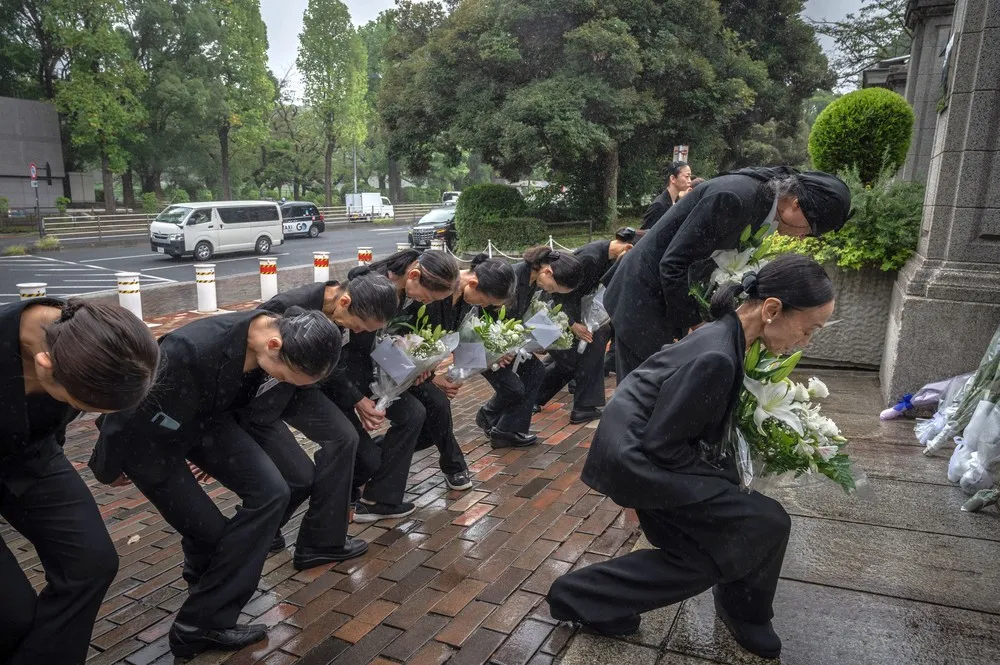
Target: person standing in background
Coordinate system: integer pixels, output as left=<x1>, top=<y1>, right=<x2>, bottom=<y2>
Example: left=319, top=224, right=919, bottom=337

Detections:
left=641, top=161, right=693, bottom=230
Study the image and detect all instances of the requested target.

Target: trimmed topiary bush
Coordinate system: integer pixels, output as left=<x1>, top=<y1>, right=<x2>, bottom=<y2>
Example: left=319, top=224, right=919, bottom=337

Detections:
left=457, top=217, right=547, bottom=253
left=808, top=88, right=914, bottom=183
left=455, top=184, right=527, bottom=250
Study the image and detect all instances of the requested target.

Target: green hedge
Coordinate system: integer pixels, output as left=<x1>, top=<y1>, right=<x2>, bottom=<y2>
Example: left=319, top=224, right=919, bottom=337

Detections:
left=141, top=192, right=159, bottom=214
left=402, top=187, right=441, bottom=204
left=457, top=217, right=548, bottom=253
left=768, top=167, right=923, bottom=272
left=455, top=184, right=526, bottom=242
left=808, top=88, right=914, bottom=183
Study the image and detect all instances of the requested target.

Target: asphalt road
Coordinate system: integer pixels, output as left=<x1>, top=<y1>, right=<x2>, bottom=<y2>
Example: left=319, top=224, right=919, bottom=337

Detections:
left=0, top=223, right=411, bottom=304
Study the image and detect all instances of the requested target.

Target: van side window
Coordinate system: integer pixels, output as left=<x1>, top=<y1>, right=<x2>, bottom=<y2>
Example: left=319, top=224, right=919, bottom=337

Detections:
left=217, top=207, right=245, bottom=224
left=187, top=209, right=212, bottom=225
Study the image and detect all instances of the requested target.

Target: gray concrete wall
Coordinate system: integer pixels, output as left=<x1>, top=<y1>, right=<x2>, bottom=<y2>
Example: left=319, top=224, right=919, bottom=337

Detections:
left=0, top=97, right=66, bottom=210
left=79, top=259, right=357, bottom=318
left=882, top=0, right=1000, bottom=402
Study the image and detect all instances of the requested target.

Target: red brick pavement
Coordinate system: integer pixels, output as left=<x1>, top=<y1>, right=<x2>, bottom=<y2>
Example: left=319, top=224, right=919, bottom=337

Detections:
left=1, top=303, right=641, bottom=665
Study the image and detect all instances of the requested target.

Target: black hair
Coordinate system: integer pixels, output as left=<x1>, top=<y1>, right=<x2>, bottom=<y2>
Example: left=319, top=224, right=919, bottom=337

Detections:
left=270, top=308, right=342, bottom=379
left=665, top=161, right=689, bottom=184
left=709, top=254, right=834, bottom=320
left=44, top=299, right=160, bottom=411
left=361, top=249, right=459, bottom=294
left=469, top=254, right=516, bottom=300
left=614, top=227, right=645, bottom=244
left=522, top=246, right=583, bottom=290
left=343, top=273, right=398, bottom=325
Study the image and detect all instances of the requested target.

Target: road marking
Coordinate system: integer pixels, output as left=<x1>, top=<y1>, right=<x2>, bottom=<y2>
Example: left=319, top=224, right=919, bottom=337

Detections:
left=87, top=253, right=166, bottom=262
left=138, top=252, right=291, bottom=272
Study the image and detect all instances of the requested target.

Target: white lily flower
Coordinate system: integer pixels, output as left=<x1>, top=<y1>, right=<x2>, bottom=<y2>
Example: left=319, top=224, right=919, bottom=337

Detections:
left=794, top=440, right=816, bottom=458
left=710, top=247, right=757, bottom=286
left=808, top=377, right=830, bottom=399
left=816, top=445, right=838, bottom=462
left=792, top=382, right=810, bottom=403
left=743, top=377, right=805, bottom=436
left=817, top=417, right=840, bottom=438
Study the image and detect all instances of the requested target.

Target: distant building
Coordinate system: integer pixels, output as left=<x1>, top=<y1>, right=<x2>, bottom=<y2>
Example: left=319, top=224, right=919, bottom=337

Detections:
left=862, top=55, right=911, bottom=96
left=0, top=96, right=95, bottom=211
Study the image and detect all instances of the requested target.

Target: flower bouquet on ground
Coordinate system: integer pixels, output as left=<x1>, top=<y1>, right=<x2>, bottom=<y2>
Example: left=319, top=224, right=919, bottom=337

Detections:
left=577, top=285, right=610, bottom=354
left=727, top=340, right=866, bottom=495
left=370, top=305, right=459, bottom=410
left=689, top=224, right=776, bottom=316
left=446, top=307, right=530, bottom=383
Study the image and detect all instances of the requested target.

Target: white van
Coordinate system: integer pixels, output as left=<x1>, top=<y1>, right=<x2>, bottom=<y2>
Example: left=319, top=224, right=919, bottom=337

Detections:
left=149, top=201, right=284, bottom=261
left=346, top=192, right=394, bottom=222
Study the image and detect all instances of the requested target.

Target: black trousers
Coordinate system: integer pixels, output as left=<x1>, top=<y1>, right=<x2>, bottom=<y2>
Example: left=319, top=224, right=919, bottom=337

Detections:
left=0, top=452, right=118, bottom=665
left=537, top=328, right=609, bottom=410
left=547, top=485, right=790, bottom=626
left=126, top=414, right=290, bottom=630
left=614, top=336, right=649, bottom=384
left=327, top=388, right=424, bottom=506
left=482, top=356, right=546, bottom=434
left=410, top=382, right=468, bottom=475
left=239, top=387, right=358, bottom=550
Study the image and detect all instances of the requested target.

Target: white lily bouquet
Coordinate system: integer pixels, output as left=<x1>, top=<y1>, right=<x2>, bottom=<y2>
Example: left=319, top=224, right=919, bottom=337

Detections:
left=370, top=304, right=459, bottom=410
left=446, top=307, right=530, bottom=382
left=728, top=340, right=864, bottom=494
left=689, top=224, right=775, bottom=316
left=525, top=293, right=575, bottom=351
left=577, top=285, right=611, bottom=354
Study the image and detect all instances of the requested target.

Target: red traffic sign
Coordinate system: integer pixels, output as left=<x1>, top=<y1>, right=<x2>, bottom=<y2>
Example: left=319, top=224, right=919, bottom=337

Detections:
left=29, top=163, right=37, bottom=179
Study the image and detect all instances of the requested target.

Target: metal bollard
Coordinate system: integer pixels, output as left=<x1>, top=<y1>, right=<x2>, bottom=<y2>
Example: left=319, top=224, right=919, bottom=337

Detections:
left=17, top=282, right=47, bottom=300
left=430, top=239, right=446, bottom=252
left=313, top=251, right=330, bottom=283
left=396, top=241, right=410, bottom=253
left=259, top=257, right=278, bottom=302
left=357, top=247, right=373, bottom=266
left=116, top=272, right=142, bottom=320
left=193, top=264, right=217, bottom=313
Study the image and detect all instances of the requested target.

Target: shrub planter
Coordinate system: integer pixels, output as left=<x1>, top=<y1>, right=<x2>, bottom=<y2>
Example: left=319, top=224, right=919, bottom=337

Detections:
left=803, top=264, right=897, bottom=368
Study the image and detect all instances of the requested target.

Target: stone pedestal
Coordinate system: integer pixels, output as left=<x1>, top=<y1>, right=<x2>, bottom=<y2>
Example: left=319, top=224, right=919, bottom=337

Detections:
left=881, top=0, right=1000, bottom=402
left=901, top=0, right=956, bottom=183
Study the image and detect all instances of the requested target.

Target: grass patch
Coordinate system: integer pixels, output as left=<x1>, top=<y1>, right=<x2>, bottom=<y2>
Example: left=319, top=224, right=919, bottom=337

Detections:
left=34, top=235, right=61, bottom=251
left=3, top=245, right=27, bottom=256
left=373, top=218, right=397, bottom=226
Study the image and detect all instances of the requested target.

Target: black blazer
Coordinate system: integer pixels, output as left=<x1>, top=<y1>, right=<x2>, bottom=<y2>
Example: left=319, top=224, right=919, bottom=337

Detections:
left=553, top=240, right=611, bottom=325
left=90, top=310, right=269, bottom=484
left=423, top=293, right=473, bottom=333
left=1, top=298, right=78, bottom=486
left=640, top=191, right=673, bottom=230
left=581, top=312, right=745, bottom=509
left=509, top=261, right=537, bottom=320
left=604, top=173, right=776, bottom=359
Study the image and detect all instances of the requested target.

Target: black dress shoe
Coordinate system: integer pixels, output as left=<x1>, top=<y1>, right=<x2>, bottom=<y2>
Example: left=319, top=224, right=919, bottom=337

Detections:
left=569, top=407, right=602, bottom=425
left=269, top=533, right=286, bottom=554
left=580, top=614, right=641, bottom=636
left=713, top=588, right=782, bottom=659
left=489, top=429, right=538, bottom=448
left=567, top=380, right=576, bottom=394
left=476, top=408, right=493, bottom=436
left=168, top=621, right=267, bottom=659
left=294, top=537, right=369, bottom=570
left=532, top=404, right=543, bottom=414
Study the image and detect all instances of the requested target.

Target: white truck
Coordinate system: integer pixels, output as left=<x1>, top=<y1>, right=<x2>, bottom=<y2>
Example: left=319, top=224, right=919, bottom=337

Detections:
left=346, top=192, right=394, bottom=222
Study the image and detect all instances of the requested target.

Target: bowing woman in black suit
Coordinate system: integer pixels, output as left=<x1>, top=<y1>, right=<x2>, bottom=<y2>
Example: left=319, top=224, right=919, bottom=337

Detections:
left=536, top=228, right=644, bottom=424
left=547, top=254, right=835, bottom=660
left=605, top=166, right=852, bottom=381
left=408, top=254, right=516, bottom=491
left=91, top=308, right=340, bottom=658
left=477, top=246, right=583, bottom=448
left=253, top=273, right=398, bottom=569
left=1, top=299, right=158, bottom=665
left=339, top=249, right=460, bottom=522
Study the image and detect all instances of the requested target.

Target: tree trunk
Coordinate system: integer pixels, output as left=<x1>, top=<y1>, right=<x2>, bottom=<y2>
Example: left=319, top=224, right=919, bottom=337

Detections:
left=378, top=173, right=387, bottom=192
left=294, top=179, right=300, bottom=199
left=122, top=168, right=136, bottom=210
left=219, top=123, right=232, bottom=200
left=101, top=151, right=116, bottom=214
left=600, top=143, right=619, bottom=229
left=388, top=158, right=402, bottom=203
left=325, top=139, right=334, bottom=207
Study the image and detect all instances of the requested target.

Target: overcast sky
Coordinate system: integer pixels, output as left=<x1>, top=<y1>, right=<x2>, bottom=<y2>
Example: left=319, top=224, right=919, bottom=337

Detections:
left=260, top=0, right=864, bottom=91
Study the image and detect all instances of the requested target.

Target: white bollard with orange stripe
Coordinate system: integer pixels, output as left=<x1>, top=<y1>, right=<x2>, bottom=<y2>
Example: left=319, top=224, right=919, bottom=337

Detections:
left=193, top=264, right=217, bottom=313
left=357, top=247, right=373, bottom=266
left=259, top=257, right=278, bottom=301
left=396, top=242, right=410, bottom=253
left=430, top=239, right=446, bottom=252
left=17, top=283, right=47, bottom=300
left=116, top=272, right=142, bottom=320
left=313, top=251, right=330, bottom=283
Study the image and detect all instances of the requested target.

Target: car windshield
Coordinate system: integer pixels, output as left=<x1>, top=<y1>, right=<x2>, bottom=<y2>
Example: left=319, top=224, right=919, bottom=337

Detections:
left=417, top=208, right=454, bottom=225
left=155, top=206, right=191, bottom=226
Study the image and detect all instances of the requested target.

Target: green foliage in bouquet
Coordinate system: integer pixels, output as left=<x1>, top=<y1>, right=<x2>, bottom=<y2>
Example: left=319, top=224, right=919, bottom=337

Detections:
left=735, top=341, right=857, bottom=494
left=397, top=304, right=450, bottom=359
left=472, top=306, right=529, bottom=354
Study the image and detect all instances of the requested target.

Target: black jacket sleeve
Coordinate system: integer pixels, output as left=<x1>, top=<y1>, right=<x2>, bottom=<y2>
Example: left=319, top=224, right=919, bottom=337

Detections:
left=641, top=199, right=668, bottom=230
left=658, top=191, right=744, bottom=331
left=640, top=351, right=737, bottom=470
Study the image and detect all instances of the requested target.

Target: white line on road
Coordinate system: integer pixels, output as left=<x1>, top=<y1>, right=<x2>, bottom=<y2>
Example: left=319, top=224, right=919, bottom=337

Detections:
left=138, top=252, right=291, bottom=272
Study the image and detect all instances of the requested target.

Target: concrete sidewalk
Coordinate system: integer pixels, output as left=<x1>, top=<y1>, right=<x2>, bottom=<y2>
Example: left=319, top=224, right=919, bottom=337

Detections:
left=2, top=304, right=998, bottom=665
